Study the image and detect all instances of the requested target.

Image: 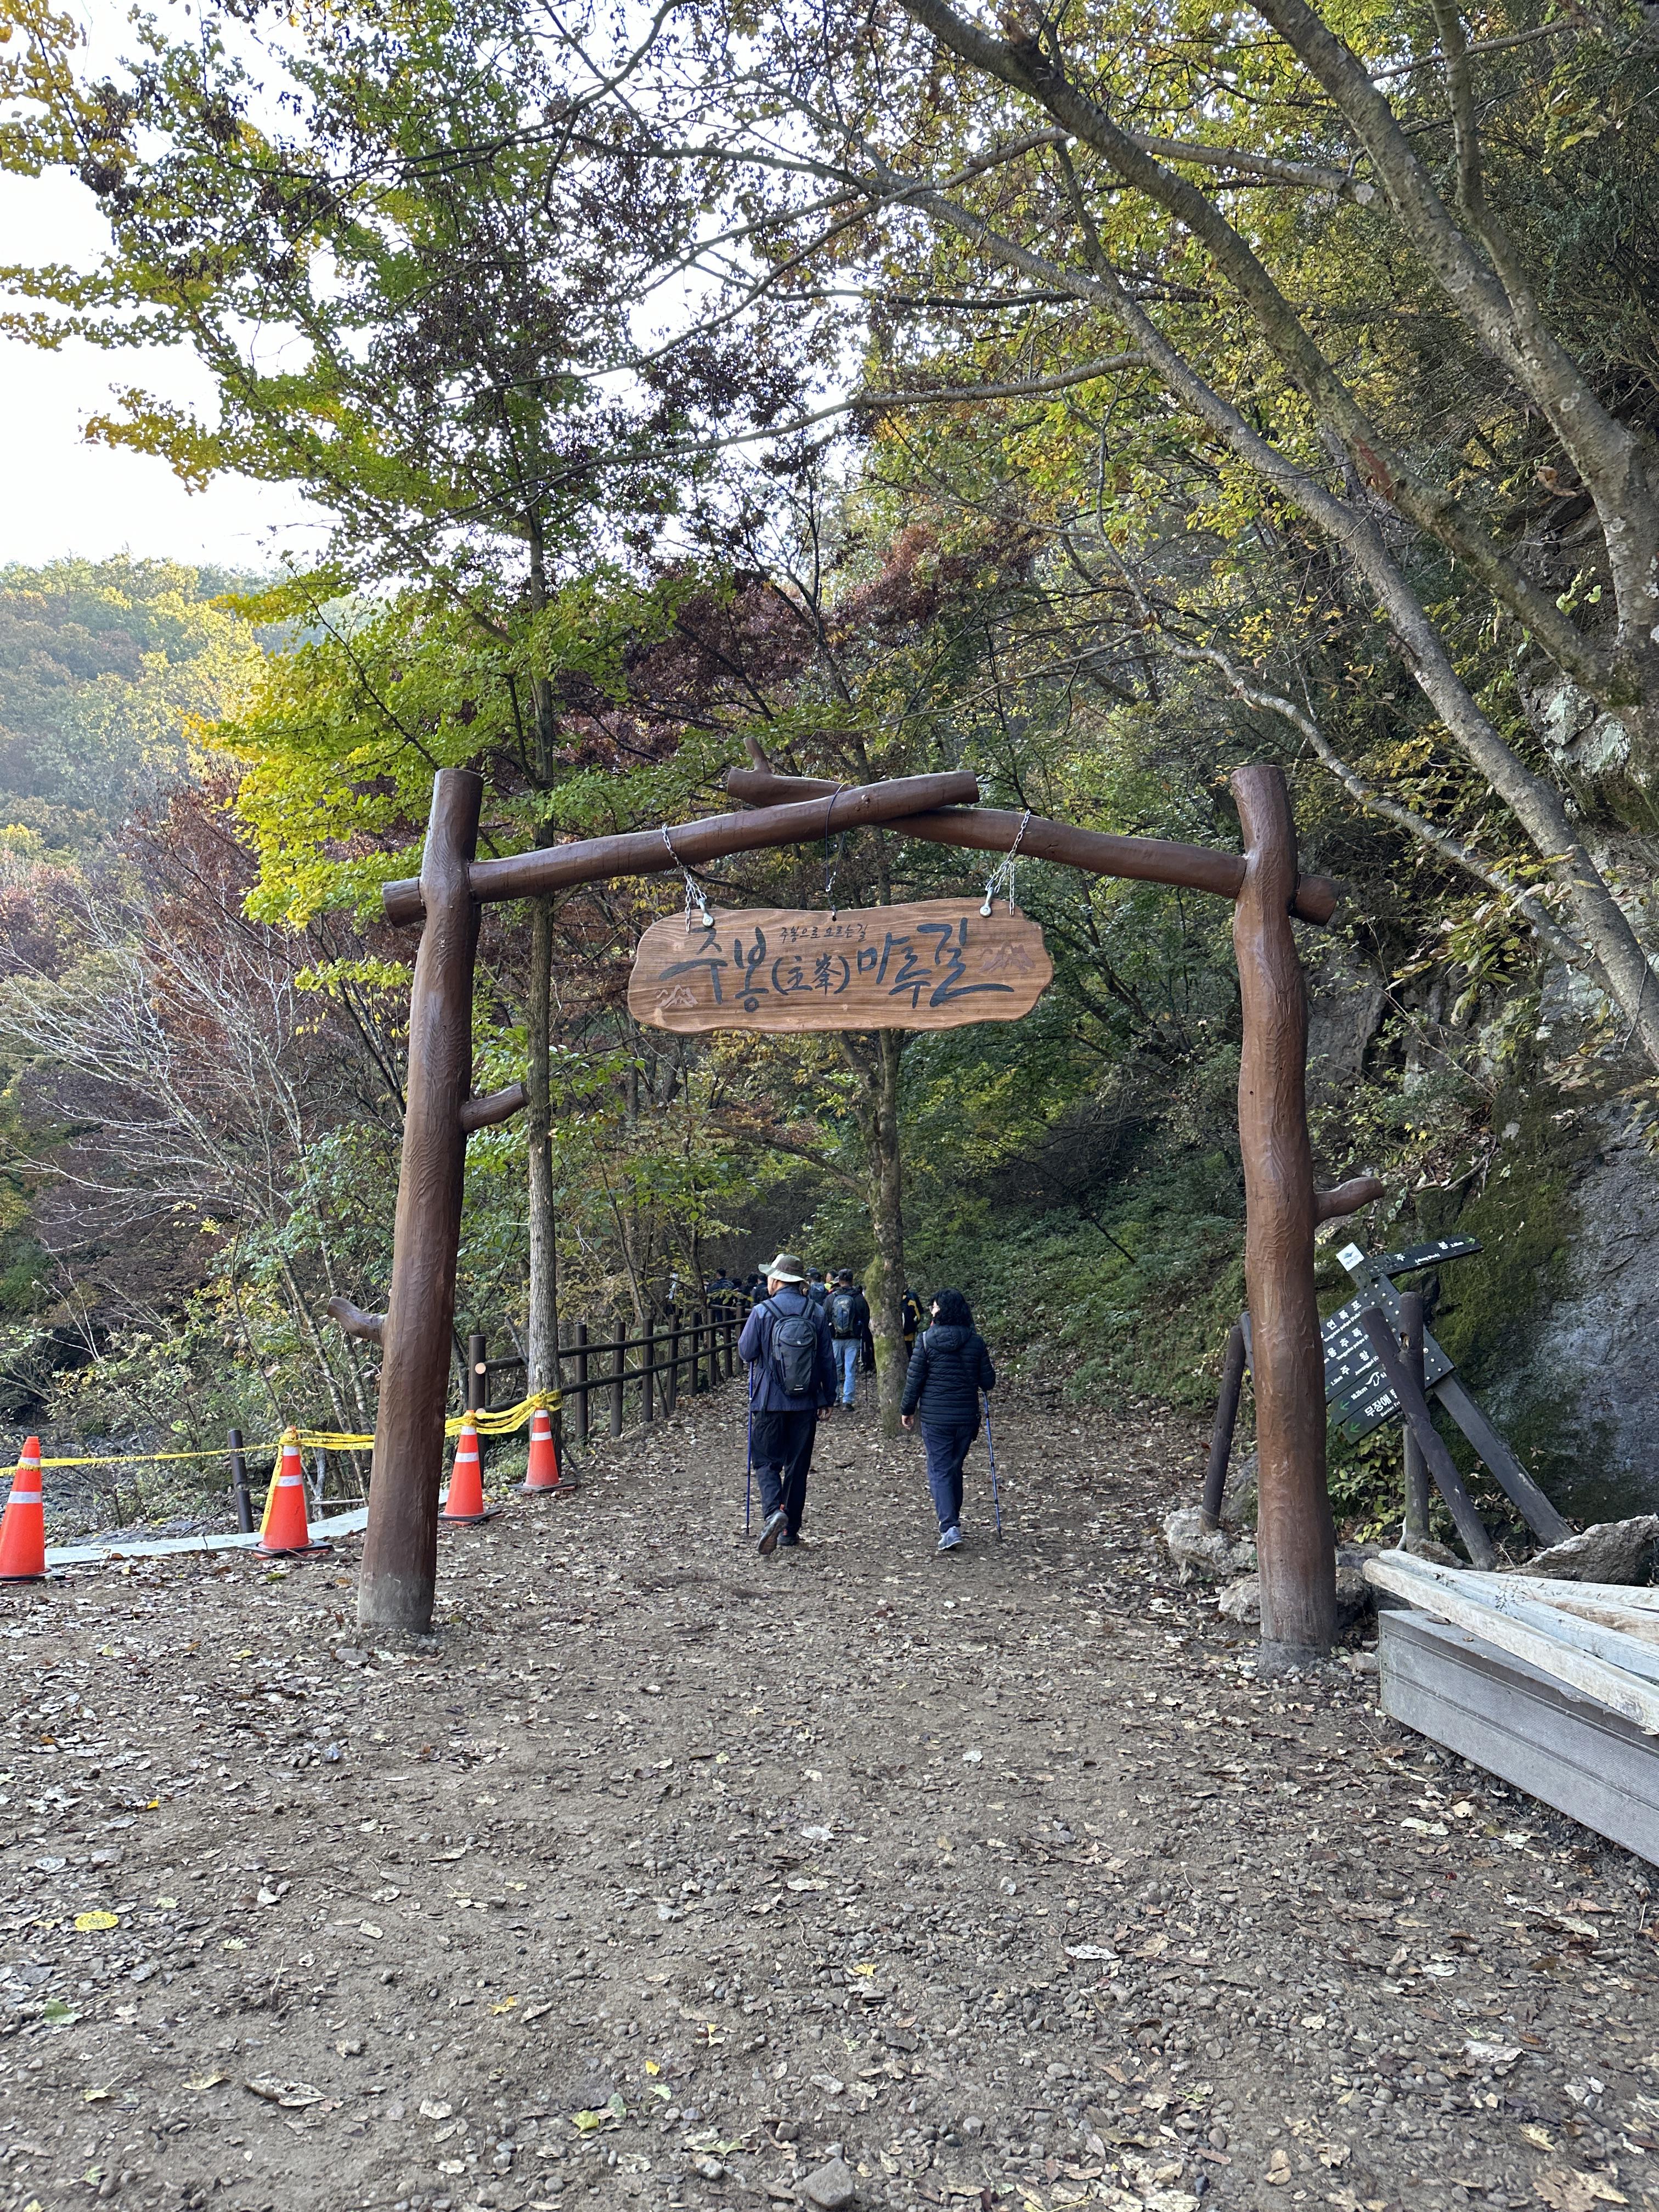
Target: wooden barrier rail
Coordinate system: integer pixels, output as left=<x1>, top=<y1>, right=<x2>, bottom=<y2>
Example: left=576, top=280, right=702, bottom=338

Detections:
left=464, top=1311, right=744, bottom=1449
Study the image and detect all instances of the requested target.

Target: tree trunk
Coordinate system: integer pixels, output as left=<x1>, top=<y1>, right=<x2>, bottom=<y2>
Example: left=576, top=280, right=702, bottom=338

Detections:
left=526, top=894, right=560, bottom=1394
left=524, top=523, right=562, bottom=1400
left=845, top=1027, right=909, bottom=1435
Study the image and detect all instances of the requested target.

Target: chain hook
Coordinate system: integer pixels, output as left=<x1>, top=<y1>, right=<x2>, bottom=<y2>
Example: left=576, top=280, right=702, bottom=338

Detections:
left=822, top=783, right=848, bottom=918
left=982, top=807, right=1034, bottom=916
left=662, top=823, right=716, bottom=933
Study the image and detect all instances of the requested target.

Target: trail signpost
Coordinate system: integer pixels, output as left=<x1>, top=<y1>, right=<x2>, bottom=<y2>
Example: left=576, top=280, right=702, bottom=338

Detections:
left=629, top=898, right=1052, bottom=1032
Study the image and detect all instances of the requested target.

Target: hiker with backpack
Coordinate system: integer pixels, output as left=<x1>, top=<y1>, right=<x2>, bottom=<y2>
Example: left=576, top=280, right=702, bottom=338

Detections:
left=827, top=1268, right=871, bottom=1408
left=900, top=1288, right=997, bottom=1554
left=737, top=1252, right=837, bottom=1555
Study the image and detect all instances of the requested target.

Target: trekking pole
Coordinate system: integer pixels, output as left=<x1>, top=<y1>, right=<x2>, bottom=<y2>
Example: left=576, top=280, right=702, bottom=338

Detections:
left=983, top=1392, right=1003, bottom=1539
left=744, top=1400, right=754, bottom=1536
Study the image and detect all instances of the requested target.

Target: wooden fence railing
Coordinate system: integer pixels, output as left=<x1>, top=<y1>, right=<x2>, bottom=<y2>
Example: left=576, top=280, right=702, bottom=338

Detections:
left=465, top=1308, right=744, bottom=1451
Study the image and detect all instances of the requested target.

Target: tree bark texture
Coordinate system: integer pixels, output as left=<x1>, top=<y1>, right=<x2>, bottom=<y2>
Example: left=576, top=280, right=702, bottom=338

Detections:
left=527, top=895, right=560, bottom=1394
left=359, top=769, right=482, bottom=1635
left=1231, top=764, right=1334, bottom=1666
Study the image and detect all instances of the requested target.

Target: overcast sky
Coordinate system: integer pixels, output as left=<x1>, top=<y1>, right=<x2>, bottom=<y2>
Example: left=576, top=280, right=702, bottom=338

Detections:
left=0, top=159, right=324, bottom=579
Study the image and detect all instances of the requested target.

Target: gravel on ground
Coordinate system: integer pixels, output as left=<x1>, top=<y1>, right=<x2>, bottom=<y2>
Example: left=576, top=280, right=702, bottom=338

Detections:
left=2, top=1379, right=1655, bottom=2212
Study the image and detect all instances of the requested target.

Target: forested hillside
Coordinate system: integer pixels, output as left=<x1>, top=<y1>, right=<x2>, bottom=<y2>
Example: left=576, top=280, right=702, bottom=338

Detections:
left=1, top=0, right=1657, bottom=1539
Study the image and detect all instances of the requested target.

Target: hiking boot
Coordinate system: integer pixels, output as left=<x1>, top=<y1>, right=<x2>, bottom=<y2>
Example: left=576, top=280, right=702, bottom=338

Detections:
left=780, top=1532, right=805, bottom=1548
left=758, top=1507, right=787, bottom=1556
left=936, top=1525, right=963, bottom=1553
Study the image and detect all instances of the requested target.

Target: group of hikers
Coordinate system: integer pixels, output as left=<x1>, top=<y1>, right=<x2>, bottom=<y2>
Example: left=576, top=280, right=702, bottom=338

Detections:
left=734, top=1251, right=996, bottom=1559
left=704, top=1263, right=928, bottom=1402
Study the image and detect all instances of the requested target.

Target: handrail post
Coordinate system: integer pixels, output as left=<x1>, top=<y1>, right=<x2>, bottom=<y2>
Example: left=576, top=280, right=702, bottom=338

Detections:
left=466, top=1330, right=487, bottom=1414
left=667, top=1311, right=680, bottom=1413
left=610, top=1318, right=625, bottom=1437
left=643, top=1317, right=656, bottom=1425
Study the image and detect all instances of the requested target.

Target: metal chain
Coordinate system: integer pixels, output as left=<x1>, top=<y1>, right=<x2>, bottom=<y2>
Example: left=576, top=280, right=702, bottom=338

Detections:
left=662, top=823, right=716, bottom=933
left=981, top=808, right=1034, bottom=916
left=822, top=784, right=848, bottom=917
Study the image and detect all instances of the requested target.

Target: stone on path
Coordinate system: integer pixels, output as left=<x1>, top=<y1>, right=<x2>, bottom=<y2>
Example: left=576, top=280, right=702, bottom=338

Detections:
left=1163, top=1504, right=1256, bottom=1579
left=800, top=2153, right=858, bottom=2209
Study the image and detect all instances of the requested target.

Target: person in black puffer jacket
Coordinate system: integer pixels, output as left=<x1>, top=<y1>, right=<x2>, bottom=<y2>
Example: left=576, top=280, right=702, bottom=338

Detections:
left=900, top=1288, right=996, bottom=1553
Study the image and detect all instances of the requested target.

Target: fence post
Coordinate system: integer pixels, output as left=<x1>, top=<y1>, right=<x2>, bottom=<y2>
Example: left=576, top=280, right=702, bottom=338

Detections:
left=229, top=1429, right=253, bottom=1534
left=610, top=1318, right=625, bottom=1437
left=643, top=1317, right=656, bottom=1425
left=667, top=1311, right=680, bottom=1413
left=553, top=1319, right=566, bottom=1472
left=575, top=1321, right=590, bottom=1447
left=693, top=1308, right=707, bottom=1393
left=466, top=1330, right=487, bottom=1414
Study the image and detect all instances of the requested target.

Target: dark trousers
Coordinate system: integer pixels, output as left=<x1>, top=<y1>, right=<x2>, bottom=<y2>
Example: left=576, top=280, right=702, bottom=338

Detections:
left=922, top=1420, right=978, bottom=1531
left=752, top=1408, right=818, bottom=1535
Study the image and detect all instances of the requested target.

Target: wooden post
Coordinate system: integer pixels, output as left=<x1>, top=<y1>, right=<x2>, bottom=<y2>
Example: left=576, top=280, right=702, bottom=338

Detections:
left=466, top=1331, right=487, bottom=1413
left=643, top=1317, right=656, bottom=1425
left=1200, top=1320, right=1249, bottom=1532
left=574, top=1322, right=589, bottom=1447
left=359, top=769, right=483, bottom=1635
left=1400, top=1292, right=1430, bottom=1545
left=667, top=1313, right=680, bottom=1413
left=228, top=1429, right=253, bottom=1535
left=1359, top=1311, right=1498, bottom=1567
left=693, top=1308, right=707, bottom=1393
left=1231, top=764, right=1334, bottom=1668
left=610, top=1319, right=625, bottom=1437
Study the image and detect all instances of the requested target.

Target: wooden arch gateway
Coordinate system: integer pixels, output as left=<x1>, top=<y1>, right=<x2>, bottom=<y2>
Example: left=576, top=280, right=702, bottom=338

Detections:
left=358, top=759, right=1381, bottom=1673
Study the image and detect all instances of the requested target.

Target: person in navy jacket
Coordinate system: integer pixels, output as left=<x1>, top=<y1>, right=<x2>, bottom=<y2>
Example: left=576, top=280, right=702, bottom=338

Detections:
left=737, top=1252, right=837, bottom=1554
left=901, top=1288, right=997, bottom=1553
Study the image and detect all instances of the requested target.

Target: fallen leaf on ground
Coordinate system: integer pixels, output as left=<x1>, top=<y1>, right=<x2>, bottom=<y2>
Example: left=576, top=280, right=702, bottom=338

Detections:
left=245, top=2076, right=324, bottom=2109
left=1534, top=2172, right=1627, bottom=2211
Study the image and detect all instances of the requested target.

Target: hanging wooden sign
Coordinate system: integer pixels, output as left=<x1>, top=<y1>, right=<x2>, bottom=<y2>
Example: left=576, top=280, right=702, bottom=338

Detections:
left=629, top=898, right=1052, bottom=1033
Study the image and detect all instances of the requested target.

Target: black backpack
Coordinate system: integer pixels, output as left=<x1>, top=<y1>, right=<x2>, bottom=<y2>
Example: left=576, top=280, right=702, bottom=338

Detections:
left=769, top=1304, right=820, bottom=1397
left=830, top=1289, right=857, bottom=1336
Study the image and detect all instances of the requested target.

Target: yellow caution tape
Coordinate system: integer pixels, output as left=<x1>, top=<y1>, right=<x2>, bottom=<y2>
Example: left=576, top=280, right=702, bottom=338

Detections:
left=14, top=1392, right=563, bottom=1471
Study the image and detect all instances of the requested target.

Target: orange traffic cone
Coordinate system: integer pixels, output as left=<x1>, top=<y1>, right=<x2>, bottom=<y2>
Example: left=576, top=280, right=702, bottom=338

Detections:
left=441, top=1418, right=500, bottom=1525
left=256, top=1430, right=330, bottom=1558
left=515, top=1406, right=568, bottom=1497
left=0, top=1436, right=46, bottom=1583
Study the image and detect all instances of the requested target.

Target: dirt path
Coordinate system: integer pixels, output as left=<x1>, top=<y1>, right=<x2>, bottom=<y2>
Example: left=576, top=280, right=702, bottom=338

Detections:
left=2, top=1380, right=1655, bottom=2212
